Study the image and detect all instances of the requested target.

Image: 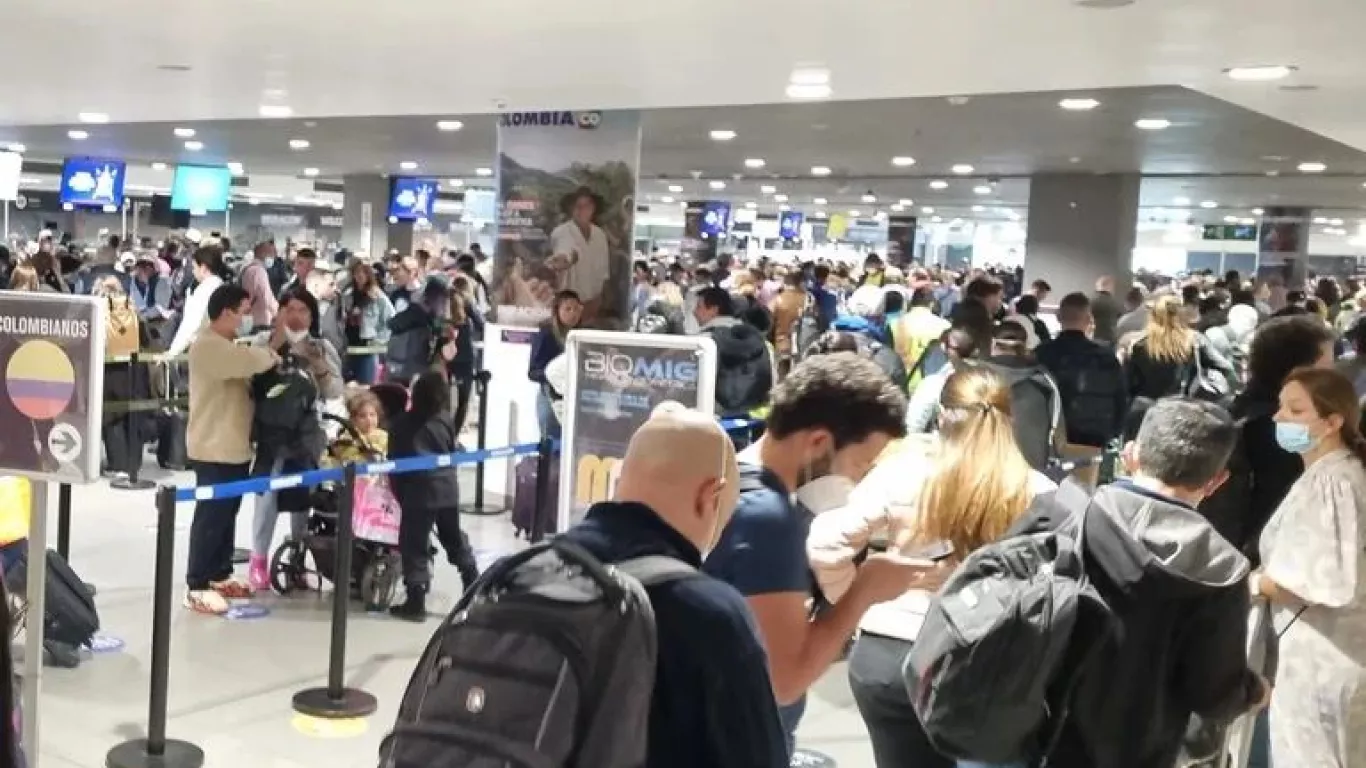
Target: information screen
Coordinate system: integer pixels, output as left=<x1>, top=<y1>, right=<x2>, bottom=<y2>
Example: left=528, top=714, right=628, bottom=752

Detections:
left=778, top=210, right=804, bottom=239
left=170, top=165, right=232, bottom=213
left=59, top=157, right=126, bottom=208
left=389, top=177, right=437, bottom=221
left=700, top=201, right=731, bottom=237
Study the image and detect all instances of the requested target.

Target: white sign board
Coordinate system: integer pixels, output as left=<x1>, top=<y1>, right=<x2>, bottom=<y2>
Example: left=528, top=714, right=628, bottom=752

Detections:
left=557, top=330, right=717, bottom=532
left=0, top=292, right=106, bottom=484
left=0, top=151, right=20, bottom=202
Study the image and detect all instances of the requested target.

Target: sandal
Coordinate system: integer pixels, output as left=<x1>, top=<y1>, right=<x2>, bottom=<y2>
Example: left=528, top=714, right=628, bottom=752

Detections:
left=184, top=589, right=230, bottom=615
left=210, top=579, right=254, bottom=600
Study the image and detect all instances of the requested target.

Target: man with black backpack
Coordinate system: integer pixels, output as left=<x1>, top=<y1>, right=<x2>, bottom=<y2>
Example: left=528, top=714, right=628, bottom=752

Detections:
left=984, top=321, right=1065, bottom=474
left=693, top=286, right=773, bottom=417
left=1036, top=293, right=1127, bottom=472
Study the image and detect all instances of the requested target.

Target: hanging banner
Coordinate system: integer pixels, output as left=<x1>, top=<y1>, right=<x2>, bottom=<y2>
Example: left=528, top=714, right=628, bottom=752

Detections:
left=490, top=110, right=642, bottom=328
left=558, top=331, right=717, bottom=532
left=887, top=215, right=918, bottom=267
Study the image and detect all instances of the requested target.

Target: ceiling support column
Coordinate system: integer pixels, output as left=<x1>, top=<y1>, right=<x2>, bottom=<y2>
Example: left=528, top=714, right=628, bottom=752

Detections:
left=341, top=174, right=412, bottom=258
left=1024, top=173, right=1139, bottom=303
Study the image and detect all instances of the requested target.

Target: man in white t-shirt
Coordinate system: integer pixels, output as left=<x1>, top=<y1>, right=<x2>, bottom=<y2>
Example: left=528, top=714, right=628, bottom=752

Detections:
left=549, top=187, right=612, bottom=319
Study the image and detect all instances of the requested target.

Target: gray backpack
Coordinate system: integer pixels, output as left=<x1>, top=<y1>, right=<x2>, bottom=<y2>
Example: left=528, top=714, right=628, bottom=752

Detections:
left=379, top=539, right=695, bottom=768
left=903, top=479, right=1109, bottom=764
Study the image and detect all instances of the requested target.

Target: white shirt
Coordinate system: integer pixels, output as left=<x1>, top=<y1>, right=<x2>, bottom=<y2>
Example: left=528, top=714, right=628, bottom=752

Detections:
left=166, top=274, right=223, bottom=358
left=550, top=220, right=611, bottom=303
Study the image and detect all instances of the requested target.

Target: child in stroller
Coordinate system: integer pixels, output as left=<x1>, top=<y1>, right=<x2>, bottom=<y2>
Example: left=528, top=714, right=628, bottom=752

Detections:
left=269, top=389, right=404, bottom=611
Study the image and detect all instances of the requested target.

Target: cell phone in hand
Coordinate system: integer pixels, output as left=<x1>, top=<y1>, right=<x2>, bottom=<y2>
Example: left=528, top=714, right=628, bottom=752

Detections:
left=906, top=540, right=955, bottom=566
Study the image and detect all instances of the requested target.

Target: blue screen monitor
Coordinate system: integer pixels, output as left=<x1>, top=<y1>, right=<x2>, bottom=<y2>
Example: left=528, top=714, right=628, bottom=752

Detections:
left=389, top=177, right=437, bottom=221
left=700, top=201, right=731, bottom=237
left=170, top=165, right=232, bottom=213
left=779, top=210, right=804, bottom=239
left=60, top=157, right=126, bottom=208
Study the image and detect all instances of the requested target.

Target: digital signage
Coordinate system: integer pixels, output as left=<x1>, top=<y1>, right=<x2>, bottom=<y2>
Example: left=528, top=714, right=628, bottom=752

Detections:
left=389, top=177, right=437, bottom=221
left=59, top=157, right=125, bottom=209
left=778, top=210, right=804, bottom=240
left=699, top=201, right=731, bottom=238
left=0, top=152, right=20, bottom=202
left=170, top=165, right=232, bottom=213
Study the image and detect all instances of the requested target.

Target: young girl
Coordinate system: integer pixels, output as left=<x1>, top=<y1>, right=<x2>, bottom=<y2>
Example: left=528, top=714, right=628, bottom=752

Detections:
left=328, top=389, right=389, bottom=464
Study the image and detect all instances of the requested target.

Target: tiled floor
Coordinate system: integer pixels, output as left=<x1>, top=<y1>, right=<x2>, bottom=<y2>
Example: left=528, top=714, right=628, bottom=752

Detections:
left=16, top=459, right=876, bottom=768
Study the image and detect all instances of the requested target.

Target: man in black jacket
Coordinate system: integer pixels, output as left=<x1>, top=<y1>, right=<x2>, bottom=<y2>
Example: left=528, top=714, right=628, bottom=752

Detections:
left=693, top=287, right=773, bottom=417
left=1035, top=293, right=1127, bottom=452
left=1034, top=398, right=1267, bottom=768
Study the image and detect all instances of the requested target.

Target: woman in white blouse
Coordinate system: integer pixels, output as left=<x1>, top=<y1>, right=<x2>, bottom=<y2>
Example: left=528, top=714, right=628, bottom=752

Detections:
left=1252, top=366, right=1366, bottom=767
left=165, top=246, right=229, bottom=358
left=807, top=366, right=1056, bottom=768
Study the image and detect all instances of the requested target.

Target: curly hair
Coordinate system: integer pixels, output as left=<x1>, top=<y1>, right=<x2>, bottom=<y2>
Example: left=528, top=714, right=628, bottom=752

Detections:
left=766, top=353, right=907, bottom=449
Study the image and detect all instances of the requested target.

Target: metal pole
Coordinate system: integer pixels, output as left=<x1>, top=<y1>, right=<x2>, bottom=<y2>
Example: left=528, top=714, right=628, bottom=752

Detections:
left=473, top=374, right=489, bottom=511
left=291, top=463, right=376, bottom=719
left=21, top=481, right=50, bottom=768
left=55, top=483, right=71, bottom=561
left=106, top=486, right=204, bottom=768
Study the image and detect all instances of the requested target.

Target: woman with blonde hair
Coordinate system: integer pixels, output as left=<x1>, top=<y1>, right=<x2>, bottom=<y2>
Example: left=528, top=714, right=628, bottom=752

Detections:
left=1125, top=294, right=1236, bottom=431
left=1253, top=367, right=1366, bottom=766
left=807, top=365, right=1055, bottom=768
left=5, top=265, right=38, bottom=292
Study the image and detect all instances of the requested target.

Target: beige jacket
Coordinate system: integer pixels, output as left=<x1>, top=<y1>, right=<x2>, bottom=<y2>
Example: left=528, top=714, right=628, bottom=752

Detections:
left=186, top=332, right=277, bottom=464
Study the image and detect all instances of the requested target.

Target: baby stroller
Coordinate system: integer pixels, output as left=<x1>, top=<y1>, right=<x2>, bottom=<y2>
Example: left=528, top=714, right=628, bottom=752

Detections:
left=269, top=414, right=403, bottom=612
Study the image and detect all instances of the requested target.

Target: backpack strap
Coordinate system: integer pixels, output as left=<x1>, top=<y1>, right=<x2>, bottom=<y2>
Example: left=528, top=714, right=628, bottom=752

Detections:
left=908, top=338, right=942, bottom=379
left=615, top=555, right=698, bottom=587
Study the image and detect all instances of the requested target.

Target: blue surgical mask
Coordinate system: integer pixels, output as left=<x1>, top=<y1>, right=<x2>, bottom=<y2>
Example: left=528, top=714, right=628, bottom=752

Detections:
left=1274, top=421, right=1316, bottom=454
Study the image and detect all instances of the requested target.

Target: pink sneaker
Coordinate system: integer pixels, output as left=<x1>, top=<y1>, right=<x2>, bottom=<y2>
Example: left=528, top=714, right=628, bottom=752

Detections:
left=248, top=555, right=270, bottom=593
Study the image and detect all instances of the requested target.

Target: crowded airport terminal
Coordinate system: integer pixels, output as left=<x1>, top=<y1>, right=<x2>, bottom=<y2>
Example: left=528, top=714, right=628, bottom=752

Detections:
left=4, top=2, right=1366, bottom=767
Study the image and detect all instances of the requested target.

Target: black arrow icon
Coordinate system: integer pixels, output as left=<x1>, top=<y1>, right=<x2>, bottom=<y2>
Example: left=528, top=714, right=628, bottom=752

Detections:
left=50, top=428, right=77, bottom=457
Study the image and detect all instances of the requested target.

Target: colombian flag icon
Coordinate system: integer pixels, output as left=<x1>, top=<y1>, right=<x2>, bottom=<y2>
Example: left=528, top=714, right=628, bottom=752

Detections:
left=6, top=339, right=75, bottom=420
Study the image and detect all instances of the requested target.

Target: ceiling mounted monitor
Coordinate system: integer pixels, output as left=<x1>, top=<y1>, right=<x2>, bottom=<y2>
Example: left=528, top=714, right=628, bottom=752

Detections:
left=60, top=157, right=126, bottom=209
left=389, top=177, right=437, bottom=222
left=171, top=164, right=232, bottom=213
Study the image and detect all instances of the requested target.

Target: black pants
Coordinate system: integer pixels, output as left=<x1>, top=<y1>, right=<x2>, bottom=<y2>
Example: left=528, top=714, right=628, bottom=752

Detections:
left=102, top=413, right=144, bottom=475
left=185, top=461, right=251, bottom=590
left=848, top=633, right=953, bottom=768
left=398, top=505, right=478, bottom=591
left=451, top=376, right=474, bottom=436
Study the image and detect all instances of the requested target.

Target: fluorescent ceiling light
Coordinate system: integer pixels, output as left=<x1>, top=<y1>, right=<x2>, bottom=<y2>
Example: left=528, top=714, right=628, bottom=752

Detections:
left=786, top=83, right=833, bottom=99
left=813, top=197, right=828, bottom=205
left=813, top=210, right=827, bottom=219
left=436, top=120, right=464, bottom=131
left=972, top=205, right=985, bottom=212
left=891, top=204, right=905, bottom=212
left=1059, top=98, right=1100, bottom=111
left=1252, top=207, right=1264, bottom=215
left=709, top=180, right=726, bottom=190
left=760, top=185, right=777, bottom=194
left=78, top=112, right=109, bottom=124
left=1297, top=161, right=1327, bottom=173
left=1200, top=200, right=1218, bottom=209
left=861, top=193, right=877, bottom=203
left=1239, top=218, right=1255, bottom=225
left=151, top=162, right=167, bottom=171
left=668, top=184, right=683, bottom=193
left=789, top=67, right=830, bottom=86
left=811, top=166, right=832, bottom=176
left=1225, top=65, right=1295, bottom=82
left=1313, top=216, right=1329, bottom=224
left=745, top=201, right=757, bottom=209
left=400, top=160, right=418, bottom=171
left=744, top=158, right=766, bottom=169
left=227, top=161, right=244, bottom=175
left=289, top=138, right=311, bottom=150
left=773, top=194, right=788, bottom=202
left=931, top=215, right=943, bottom=223
left=778, top=203, right=791, bottom=211
left=929, top=180, right=949, bottom=190
left=974, top=185, right=991, bottom=195
left=183, top=140, right=204, bottom=151
left=951, top=164, right=975, bottom=175
left=660, top=196, right=674, bottom=204
left=6, top=143, right=24, bottom=153
left=68, top=130, right=89, bottom=140
left=891, top=156, right=916, bottom=167
left=1135, top=118, right=1172, bottom=130
left=847, top=209, right=861, bottom=217
left=259, top=104, right=293, bottom=118
left=174, top=127, right=197, bottom=138
left=475, top=167, right=493, bottom=177
left=922, top=206, right=936, bottom=214
left=709, top=129, right=737, bottom=141
left=447, top=179, right=464, bottom=187
left=1223, top=215, right=1239, bottom=223
left=1173, top=196, right=1191, bottom=206
left=303, top=167, right=320, bottom=177
left=1331, top=217, right=1345, bottom=226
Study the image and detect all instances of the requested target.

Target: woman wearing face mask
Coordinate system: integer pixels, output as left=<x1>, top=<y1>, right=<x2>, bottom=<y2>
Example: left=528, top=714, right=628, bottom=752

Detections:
left=1251, top=367, right=1366, bottom=768
left=807, top=366, right=1055, bottom=768
left=246, top=287, right=344, bottom=590
left=166, top=245, right=231, bottom=359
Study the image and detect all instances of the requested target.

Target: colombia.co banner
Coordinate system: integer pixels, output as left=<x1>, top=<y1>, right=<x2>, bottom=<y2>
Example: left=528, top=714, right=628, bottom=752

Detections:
left=490, top=110, right=642, bottom=328
left=557, top=331, right=717, bottom=531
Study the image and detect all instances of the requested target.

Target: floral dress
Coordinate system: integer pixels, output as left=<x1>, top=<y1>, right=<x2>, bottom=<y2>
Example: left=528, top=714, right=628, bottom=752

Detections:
left=1259, top=448, right=1366, bottom=767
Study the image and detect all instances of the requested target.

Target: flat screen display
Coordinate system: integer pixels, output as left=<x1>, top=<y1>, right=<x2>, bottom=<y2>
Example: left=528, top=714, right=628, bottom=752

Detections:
left=59, top=157, right=126, bottom=208
left=389, top=177, right=437, bottom=221
left=778, top=210, right=804, bottom=239
left=700, top=201, right=731, bottom=237
left=170, top=165, right=232, bottom=213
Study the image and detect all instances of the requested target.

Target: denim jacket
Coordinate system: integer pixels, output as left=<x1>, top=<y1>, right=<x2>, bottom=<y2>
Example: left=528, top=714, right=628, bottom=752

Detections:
left=339, top=287, right=395, bottom=344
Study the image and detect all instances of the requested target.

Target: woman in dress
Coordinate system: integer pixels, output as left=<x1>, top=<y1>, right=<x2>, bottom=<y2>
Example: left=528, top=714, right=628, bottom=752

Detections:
left=1252, top=366, right=1366, bottom=766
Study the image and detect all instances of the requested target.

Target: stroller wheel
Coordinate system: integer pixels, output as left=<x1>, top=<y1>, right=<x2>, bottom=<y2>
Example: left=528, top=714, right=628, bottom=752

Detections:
left=360, top=556, right=399, bottom=612
left=270, top=540, right=309, bottom=595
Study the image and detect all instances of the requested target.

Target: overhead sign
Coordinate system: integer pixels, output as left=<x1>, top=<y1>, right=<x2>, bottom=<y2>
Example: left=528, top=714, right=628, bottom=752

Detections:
left=0, top=293, right=106, bottom=484
left=60, top=157, right=126, bottom=209
left=389, top=177, right=437, bottom=222
left=558, top=330, right=717, bottom=532
left=778, top=210, right=804, bottom=240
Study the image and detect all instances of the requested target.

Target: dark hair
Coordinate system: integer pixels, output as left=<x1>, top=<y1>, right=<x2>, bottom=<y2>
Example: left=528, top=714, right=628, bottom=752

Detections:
left=813, top=264, right=831, bottom=282
left=296, top=247, right=318, bottom=262
left=1124, top=286, right=1146, bottom=309
left=409, top=370, right=450, bottom=419
left=964, top=275, right=1003, bottom=302
left=949, top=299, right=994, bottom=353
left=561, top=186, right=602, bottom=220
left=1181, top=284, right=1201, bottom=304
left=1055, top=292, right=1090, bottom=326
left=883, top=290, right=905, bottom=315
left=943, top=327, right=980, bottom=359
left=207, top=283, right=251, bottom=320
left=632, top=259, right=650, bottom=275
left=992, top=320, right=1029, bottom=357
left=1282, top=368, right=1366, bottom=467
left=1230, top=288, right=1255, bottom=307
left=696, top=286, right=734, bottom=317
left=1015, top=295, right=1040, bottom=316
left=1246, top=315, right=1334, bottom=393
left=805, top=331, right=862, bottom=356
left=349, top=259, right=378, bottom=293
left=740, top=300, right=771, bottom=335
left=1134, top=398, right=1238, bottom=488
left=910, top=287, right=935, bottom=307
left=278, top=285, right=321, bottom=336
left=193, top=244, right=229, bottom=280
left=1031, top=279, right=1052, bottom=293
left=550, top=290, right=582, bottom=341
left=767, top=353, right=908, bottom=449
left=1271, top=304, right=1309, bottom=318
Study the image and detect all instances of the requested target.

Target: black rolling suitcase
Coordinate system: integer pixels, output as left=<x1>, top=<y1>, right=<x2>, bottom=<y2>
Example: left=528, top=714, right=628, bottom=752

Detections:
left=6, top=548, right=99, bottom=648
left=511, top=454, right=558, bottom=540
left=156, top=363, right=188, bottom=470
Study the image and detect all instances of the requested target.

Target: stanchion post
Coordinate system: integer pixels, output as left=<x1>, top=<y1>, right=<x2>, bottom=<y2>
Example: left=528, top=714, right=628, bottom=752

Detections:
left=292, top=462, right=377, bottom=719
left=531, top=437, right=552, bottom=543
left=56, top=482, right=71, bottom=561
left=473, top=371, right=491, bottom=512
left=111, top=351, right=155, bottom=491
left=106, top=486, right=204, bottom=768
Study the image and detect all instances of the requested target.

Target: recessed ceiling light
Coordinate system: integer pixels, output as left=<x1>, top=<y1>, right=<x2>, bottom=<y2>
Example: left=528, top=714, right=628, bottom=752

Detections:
left=1223, top=215, right=1239, bottom=223
left=786, top=83, right=833, bottom=99
left=1075, top=0, right=1136, bottom=8
left=1297, top=161, right=1327, bottom=173
left=289, top=138, right=311, bottom=150
left=1173, top=196, right=1191, bottom=206
left=259, top=104, right=293, bottom=118
left=1069, top=156, right=1083, bottom=164
left=227, top=161, right=244, bottom=175
left=78, top=112, right=109, bottom=124
left=813, top=210, right=827, bottom=219
left=68, top=130, right=89, bottom=140
left=709, top=129, right=737, bottom=141
left=1239, top=218, right=1256, bottom=225
left=1313, top=216, right=1329, bottom=224
left=899, top=199, right=914, bottom=206
left=760, top=185, right=777, bottom=194
left=400, top=160, right=418, bottom=171
left=929, top=180, right=949, bottom=190
left=1252, top=207, right=1265, bottom=215
left=709, top=180, right=726, bottom=190
left=745, top=201, right=758, bottom=209
left=931, top=215, right=944, bottom=223
left=1059, top=98, right=1100, bottom=111
left=1225, top=65, right=1296, bottom=82
left=861, top=192, right=877, bottom=203
left=668, top=184, right=683, bottom=193
left=972, top=205, right=986, bottom=212
left=811, top=166, right=832, bottom=176
left=661, top=196, right=675, bottom=204
left=951, top=164, right=975, bottom=175
left=1135, top=118, right=1172, bottom=130
left=774, top=194, right=789, bottom=202
left=1200, top=200, right=1218, bottom=209
left=447, top=178, right=464, bottom=187
left=183, top=140, right=204, bottom=151
left=436, top=120, right=464, bottom=132
left=813, top=197, right=828, bottom=205
left=847, top=209, right=861, bottom=217
left=475, top=167, right=493, bottom=177
left=1331, top=217, right=1345, bottom=226
left=174, top=127, right=197, bottom=138
left=778, top=203, right=791, bottom=211
left=151, top=162, right=167, bottom=171
left=891, top=204, right=905, bottom=212
left=301, top=167, right=320, bottom=178
left=922, top=206, right=936, bottom=214
left=1266, top=170, right=1280, bottom=177
left=973, top=185, right=992, bottom=195
left=745, top=158, right=766, bottom=169
left=891, top=156, right=916, bottom=167
left=5, top=143, right=24, bottom=153
left=789, top=67, right=831, bottom=86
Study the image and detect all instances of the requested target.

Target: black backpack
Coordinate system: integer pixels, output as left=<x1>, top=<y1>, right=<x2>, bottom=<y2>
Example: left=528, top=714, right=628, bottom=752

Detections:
left=1040, top=345, right=1125, bottom=448
left=385, top=318, right=434, bottom=384
left=379, top=539, right=696, bottom=768
left=251, top=350, right=320, bottom=444
left=984, top=360, right=1060, bottom=473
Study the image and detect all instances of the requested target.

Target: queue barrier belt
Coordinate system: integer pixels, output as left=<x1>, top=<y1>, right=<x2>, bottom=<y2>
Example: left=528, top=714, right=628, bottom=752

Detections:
left=103, top=341, right=479, bottom=365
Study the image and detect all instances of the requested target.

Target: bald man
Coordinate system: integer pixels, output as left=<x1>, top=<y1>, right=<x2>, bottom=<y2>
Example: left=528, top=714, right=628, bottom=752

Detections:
left=558, top=403, right=788, bottom=768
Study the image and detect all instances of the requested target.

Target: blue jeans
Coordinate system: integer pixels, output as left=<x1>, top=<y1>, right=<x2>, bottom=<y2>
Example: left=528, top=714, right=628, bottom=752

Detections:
left=536, top=390, right=560, bottom=441
left=347, top=353, right=378, bottom=384
left=779, top=697, right=806, bottom=757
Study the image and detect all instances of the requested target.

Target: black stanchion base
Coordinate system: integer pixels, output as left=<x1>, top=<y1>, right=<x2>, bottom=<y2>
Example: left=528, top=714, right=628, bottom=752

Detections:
left=459, top=503, right=507, bottom=517
left=106, top=738, right=205, bottom=768
left=292, top=686, right=378, bottom=719
left=232, top=547, right=250, bottom=565
left=111, top=477, right=157, bottom=491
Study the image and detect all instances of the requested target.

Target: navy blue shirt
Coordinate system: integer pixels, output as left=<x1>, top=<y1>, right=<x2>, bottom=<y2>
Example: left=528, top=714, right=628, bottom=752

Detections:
left=560, top=502, right=788, bottom=768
